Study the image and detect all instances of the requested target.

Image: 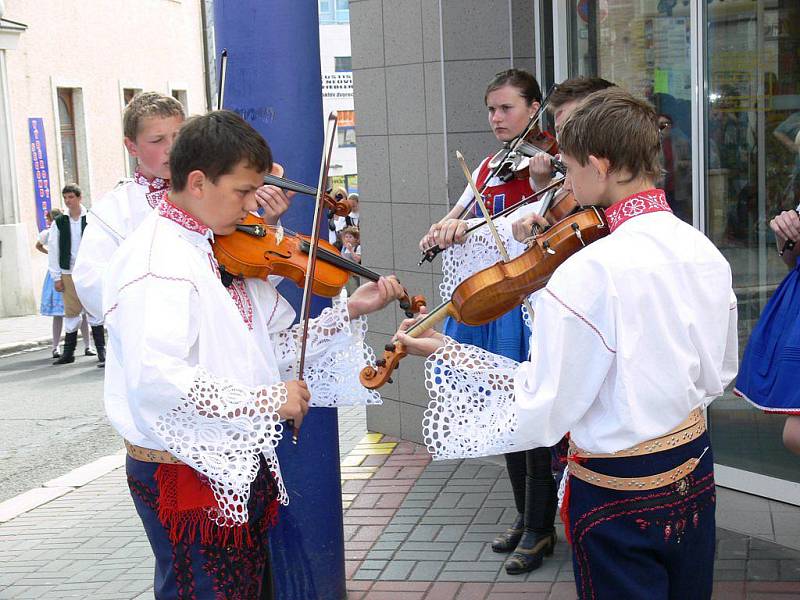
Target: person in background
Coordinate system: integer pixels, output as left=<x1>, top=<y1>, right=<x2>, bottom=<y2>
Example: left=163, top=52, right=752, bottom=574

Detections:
left=48, top=185, right=100, bottom=365
left=328, top=191, right=359, bottom=247
left=340, top=225, right=362, bottom=296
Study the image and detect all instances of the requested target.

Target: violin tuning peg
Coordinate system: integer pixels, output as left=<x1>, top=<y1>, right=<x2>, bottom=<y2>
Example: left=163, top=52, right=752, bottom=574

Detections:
left=376, top=359, right=386, bottom=367
left=387, top=377, right=393, bottom=384
left=384, top=344, right=395, bottom=352
left=404, top=311, right=414, bottom=318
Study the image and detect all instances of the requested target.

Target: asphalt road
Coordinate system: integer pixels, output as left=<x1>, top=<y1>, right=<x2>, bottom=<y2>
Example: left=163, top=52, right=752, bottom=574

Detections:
left=0, top=347, right=121, bottom=503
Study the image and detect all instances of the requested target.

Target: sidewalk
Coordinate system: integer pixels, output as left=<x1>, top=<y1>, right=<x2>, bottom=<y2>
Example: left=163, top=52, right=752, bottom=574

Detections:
left=1, top=405, right=799, bottom=599
left=0, top=315, right=53, bottom=355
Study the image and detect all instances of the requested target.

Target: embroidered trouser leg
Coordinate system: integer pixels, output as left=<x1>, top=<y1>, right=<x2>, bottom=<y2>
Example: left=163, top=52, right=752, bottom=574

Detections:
left=567, top=433, right=716, bottom=600
left=127, top=456, right=278, bottom=600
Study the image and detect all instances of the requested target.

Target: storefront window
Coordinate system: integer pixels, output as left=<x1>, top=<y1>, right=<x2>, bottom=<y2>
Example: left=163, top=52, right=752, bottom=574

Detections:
left=567, top=0, right=694, bottom=223
left=705, top=0, right=800, bottom=485
left=567, top=0, right=800, bottom=489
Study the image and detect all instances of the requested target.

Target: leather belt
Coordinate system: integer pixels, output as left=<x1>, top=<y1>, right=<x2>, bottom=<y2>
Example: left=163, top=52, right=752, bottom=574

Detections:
left=125, top=440, right=182, bottom=465
left=567, top=409, right=707, bottom=491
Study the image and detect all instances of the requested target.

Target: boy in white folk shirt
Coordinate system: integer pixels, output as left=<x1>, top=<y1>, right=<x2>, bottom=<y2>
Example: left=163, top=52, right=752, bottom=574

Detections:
left=105, top=110, right=403, bottom=598
left=397, top=88, right=738, bottom=599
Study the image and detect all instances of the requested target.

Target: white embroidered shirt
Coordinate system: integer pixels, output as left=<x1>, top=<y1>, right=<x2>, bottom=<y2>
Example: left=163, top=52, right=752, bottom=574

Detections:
left=103, top=202, right=379, bottom=524
left=423, top=189, right=739, bottom=460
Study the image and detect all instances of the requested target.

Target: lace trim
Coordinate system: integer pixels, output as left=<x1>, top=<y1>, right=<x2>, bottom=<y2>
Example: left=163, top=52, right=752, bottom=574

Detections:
left=153, top=366, right=289, bottom=526
left=422, top=337, right=519, bottom=460
left=134, top=167, right=170, bottom=209
left=439, top=217, right=526, bottom=302
left=158, top=197, right=210, bottom=236
left=605, top=188, right=671, bottom=233
left=274, top=293, right=381, bottom=407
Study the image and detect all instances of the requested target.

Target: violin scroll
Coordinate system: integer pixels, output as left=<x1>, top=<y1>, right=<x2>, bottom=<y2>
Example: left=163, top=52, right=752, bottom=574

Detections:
left=398, top=294, right=427, bottom=318
left=360, top=342, right=406, bottom=389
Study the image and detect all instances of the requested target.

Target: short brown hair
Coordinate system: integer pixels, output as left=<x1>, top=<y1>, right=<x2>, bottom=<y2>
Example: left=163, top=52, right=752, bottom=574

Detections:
left=122, top=91, right=185, bottom=140
left=485, top=69, right=542, bottom=106
left=169, top=110, right=272, bottom=192
left=341, top=225, right=360, bottom=240
left=62, top=183, right=81, bottom=197
left=548, top=77, right=616, bottom=112
left=558, top=88, right=662, bottom=183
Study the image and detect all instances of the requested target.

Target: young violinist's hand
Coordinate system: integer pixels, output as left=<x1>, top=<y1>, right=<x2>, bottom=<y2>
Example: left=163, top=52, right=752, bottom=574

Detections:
left=420, top=221, right=442, bottom=251
left=512, top=213, right=550, bottom=242
left=528, top=153, right=556, bottom=190
left=256, top=185, right=295, bottom=225
left=276, top=380, right=311, bottom=429
left=347, top=276, right=405, bottom=318
left=432, top=219, right=468, bottom=250
left=394, top=307, right=445, bottom=357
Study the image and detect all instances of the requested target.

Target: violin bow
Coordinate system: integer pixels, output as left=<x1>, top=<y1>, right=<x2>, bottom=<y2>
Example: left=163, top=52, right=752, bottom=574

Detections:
left=456, top=151, right=537, bottom=324
left=216, top=49, right=228, bottom=110
left=294, top=112, right=340, bottom=442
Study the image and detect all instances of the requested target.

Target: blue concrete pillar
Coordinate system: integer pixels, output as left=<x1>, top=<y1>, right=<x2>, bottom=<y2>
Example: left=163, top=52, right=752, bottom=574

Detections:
left=213, top=3, right=346, bottom=598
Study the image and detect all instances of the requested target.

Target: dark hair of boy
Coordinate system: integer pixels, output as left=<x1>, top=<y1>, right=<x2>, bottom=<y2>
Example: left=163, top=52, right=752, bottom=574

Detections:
left=169, top=110, right=273, bottom=192
left=548, top=77, right=616, bottom=111
left=62, top=183, right=82, bottom=197
left=558, top=88, right=662, bottom=184
left=485, top=68, right=543, bottom=106
left=122, top=91, right=185, bottom=140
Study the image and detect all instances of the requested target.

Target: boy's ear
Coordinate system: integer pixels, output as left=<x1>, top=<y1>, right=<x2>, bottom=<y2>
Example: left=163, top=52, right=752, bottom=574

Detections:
left=588, top=155, right=610, bottom=180
left=123, top=137, right=138, bottom=158
left=186, top=170, right=206, bottom=197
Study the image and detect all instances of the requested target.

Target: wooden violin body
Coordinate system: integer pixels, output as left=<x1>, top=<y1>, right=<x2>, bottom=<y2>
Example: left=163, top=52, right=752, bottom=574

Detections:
left=213, top=213, right=350, bottom=297
left=360, top=207, right=609, bottom=389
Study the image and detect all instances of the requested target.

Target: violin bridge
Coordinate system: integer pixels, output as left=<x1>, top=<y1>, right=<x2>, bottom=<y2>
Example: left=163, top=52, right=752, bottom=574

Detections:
left=275, top=225, right=285, bottom=245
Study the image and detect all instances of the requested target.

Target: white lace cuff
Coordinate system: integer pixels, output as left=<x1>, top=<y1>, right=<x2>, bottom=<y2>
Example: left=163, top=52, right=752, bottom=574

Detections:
left=153, top=366, right=289, bottom=525
left=274, top=293, right=381, bottom=407
left=439, top=217, right=527, bottom=302
left=422, top=337, right=520, bottom=460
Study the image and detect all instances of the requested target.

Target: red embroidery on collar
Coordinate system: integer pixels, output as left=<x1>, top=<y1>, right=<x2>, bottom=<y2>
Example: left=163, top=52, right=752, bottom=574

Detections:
left=227, top=277, right=254, bottom=330
left=134, top=168, right=171, bottom=209
left=604, top=189, right=672, bottom=233
left=158, top=198, right=210, bottom=236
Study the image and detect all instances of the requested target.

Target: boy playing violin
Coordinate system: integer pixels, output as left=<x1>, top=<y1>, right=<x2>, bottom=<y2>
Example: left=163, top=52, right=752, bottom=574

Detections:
left=73, top=92, right=292, bottom=367
left=104, top=110, right=403, bottom=598
left=398, top=88, right=738, bottom=599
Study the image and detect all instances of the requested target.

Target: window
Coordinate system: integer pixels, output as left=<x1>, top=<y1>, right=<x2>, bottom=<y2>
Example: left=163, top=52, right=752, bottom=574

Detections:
left=122, top=87, right=143, bottom=176
left=335, top=0, right=349, bottom=23
left=57, top=88, right=79, bottom=185
left=337, top=110, right=356, bottom=147
left=319, top=0, right=348, bottom=24
left=335, top=56, right=352, bottom=72
left=171, top=89, right=188, bottom=111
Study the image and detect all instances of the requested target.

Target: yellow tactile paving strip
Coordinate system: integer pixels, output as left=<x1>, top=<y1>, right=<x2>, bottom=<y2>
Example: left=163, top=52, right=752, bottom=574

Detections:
left=340, top=432, right=397, bottom=508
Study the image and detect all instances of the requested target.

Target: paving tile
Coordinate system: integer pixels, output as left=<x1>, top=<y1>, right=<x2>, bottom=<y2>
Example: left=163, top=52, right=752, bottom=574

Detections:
left=455, top=582, right=493, bottom=599
left=378, top=561, right=417, bottom=580
left=424, top=581, right=462, bottom=599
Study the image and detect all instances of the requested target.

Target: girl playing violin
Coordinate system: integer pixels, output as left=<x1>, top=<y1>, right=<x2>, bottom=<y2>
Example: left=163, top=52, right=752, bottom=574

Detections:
left=419, top=68, right=561, bottom=575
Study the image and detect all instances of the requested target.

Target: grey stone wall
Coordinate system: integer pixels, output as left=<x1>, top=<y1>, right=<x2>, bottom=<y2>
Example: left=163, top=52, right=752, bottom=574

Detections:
left=351, top=0, right=536, bottom=443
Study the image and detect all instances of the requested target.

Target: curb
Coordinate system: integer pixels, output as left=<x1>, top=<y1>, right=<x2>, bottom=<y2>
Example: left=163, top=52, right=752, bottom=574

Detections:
left=0, top=450, right=126, bottom=523
left=0, top=338, right=51, bottom=357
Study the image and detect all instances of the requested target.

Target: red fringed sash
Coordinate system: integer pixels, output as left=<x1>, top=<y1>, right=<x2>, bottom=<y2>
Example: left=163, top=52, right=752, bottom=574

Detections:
left=154, top=464, right=279, bottom=549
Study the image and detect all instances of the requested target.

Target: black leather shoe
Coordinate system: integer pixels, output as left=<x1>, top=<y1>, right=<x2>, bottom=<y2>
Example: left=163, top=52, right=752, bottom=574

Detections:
left=491, top=513, right=524, bottom=553
left=504, top=530, right=557, bottom=574
left=84, top=347, right=96, bottom=356
left=52, top=349, right=60, bottom=359
left=53, top=332, right=77, bottom=365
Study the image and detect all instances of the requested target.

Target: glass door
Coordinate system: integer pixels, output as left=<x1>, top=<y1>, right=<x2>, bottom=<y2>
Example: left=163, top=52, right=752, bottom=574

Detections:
left=704, top=0, right=800, bottom=498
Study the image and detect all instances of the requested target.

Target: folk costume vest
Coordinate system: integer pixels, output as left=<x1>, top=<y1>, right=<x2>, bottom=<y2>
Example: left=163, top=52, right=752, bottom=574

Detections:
left=55, top=213, right=87, bottom=271
left=474, top=157, right=534, bottom=216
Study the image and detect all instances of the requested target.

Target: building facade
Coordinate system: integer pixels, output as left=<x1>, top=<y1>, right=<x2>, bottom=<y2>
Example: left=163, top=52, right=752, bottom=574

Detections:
left=0, top=0, right=207, bottom=317
left=350, top=0, right=800, bottom=506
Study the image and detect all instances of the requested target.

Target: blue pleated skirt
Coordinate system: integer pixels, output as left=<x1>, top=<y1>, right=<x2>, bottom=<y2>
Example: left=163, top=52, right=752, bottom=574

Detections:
left=39, top=272, right=64, bottom=317
left=735, top=258, right=800, bottom=413
left=442, top=305, right=530, bottom=362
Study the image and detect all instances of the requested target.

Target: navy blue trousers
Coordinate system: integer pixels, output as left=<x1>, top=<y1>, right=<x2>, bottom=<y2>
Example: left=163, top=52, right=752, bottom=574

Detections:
left=567, top=433, right=716, bottom=600
left=127, top=456, right=277, bottom=600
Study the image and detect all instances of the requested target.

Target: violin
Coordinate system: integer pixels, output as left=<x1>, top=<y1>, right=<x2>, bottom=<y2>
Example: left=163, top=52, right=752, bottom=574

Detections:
left=488, top=126, right=565, bottom=182
left=361, top=207, right=609, bottom=389
left=212, top=213, right=427, bottom=317
left=264, top=163, right=353, bottom=217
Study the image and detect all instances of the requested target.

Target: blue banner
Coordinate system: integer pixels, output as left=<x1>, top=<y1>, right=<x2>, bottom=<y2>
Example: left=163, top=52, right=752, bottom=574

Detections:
left=28, top=118, right=52, bottom=232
